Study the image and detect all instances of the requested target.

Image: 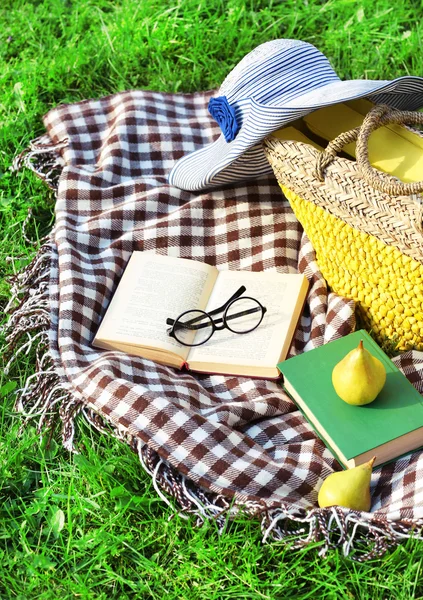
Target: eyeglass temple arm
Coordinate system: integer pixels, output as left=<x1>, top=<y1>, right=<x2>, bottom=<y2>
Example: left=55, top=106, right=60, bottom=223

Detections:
left=207, top=285, right=246, bottom=317
left=166, top=286, right=246, bottom=327
left=209, top=305, right=266, bottom=328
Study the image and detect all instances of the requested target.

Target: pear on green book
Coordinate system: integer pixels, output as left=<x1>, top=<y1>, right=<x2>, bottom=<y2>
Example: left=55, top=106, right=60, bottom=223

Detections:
left=332, top=339, right=386, bottom=405
left=318, top=457, right=376, bottom=511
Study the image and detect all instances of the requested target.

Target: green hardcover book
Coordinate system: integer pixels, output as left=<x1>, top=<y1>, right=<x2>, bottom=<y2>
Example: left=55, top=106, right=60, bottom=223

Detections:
left=278, top=330, right=423, bottom=469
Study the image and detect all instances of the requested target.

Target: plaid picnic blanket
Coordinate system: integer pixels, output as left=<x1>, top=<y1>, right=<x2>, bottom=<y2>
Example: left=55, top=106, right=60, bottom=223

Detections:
left=7, top=89, right=423, bottom=561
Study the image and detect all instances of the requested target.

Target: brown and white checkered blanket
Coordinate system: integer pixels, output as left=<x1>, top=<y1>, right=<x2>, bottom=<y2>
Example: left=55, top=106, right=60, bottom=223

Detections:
left=7, top=89, right=423, bottom=560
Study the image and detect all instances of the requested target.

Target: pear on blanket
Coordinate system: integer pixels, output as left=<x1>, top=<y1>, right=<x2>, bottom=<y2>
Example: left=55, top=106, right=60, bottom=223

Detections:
left=317, top=456, right=376, bottom=511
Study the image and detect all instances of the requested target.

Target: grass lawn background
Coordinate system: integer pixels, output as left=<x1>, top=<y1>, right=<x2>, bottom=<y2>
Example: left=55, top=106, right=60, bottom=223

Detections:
left=1, top=0, right=423, bottom=598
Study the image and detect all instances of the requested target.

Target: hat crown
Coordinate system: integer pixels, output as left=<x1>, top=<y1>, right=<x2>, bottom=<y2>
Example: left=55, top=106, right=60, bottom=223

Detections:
left=219, top=39, right=340, bottom=104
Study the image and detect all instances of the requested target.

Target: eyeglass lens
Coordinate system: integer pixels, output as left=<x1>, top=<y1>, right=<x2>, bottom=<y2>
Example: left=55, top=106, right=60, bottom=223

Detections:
left=224, top=297, right=264, bottom=333
left=172, top=310, right=214, bottom=346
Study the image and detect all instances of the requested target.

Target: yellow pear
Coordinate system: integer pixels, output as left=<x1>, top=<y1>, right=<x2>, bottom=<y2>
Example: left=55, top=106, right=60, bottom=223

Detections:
left=332, top=340, right=386, bottom=405
left=318, top=457, right=376, bottom=511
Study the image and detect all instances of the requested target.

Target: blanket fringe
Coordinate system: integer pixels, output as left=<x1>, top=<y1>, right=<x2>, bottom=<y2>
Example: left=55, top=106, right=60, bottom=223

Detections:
left=11, top=134, right=67, bottom=191
left=4, top=241, right=84, bottom=450
left=68, top=408, right=423, bottom=561
left=3, top=241, right=423, bottom=561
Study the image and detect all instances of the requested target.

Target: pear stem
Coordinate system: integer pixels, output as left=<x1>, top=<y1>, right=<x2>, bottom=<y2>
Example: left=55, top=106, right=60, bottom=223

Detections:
left=358, top=339, right=364, bottom=350
left=367, top=456, right=376, bottom=468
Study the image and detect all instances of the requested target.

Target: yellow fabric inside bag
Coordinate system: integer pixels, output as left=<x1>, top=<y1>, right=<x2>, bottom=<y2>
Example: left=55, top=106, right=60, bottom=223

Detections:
left=273, top=101, right=423, bottom=184
left=301, top=100, right=423, bottom=184
left=272, top=126, right=323, bottom=151
left=347, top=98, right=423, bottom=151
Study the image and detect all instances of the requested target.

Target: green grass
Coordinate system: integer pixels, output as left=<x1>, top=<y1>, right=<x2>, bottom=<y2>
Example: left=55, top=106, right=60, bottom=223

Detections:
left=1, top=0, right=423, bottom=597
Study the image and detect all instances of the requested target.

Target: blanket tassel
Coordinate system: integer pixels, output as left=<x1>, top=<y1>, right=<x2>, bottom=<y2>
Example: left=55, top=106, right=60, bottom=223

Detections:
left=11, top=134, right=67, bottom=191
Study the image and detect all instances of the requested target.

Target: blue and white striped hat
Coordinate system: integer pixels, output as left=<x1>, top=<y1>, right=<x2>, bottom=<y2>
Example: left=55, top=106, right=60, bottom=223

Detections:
left=168, top=39, right=423, bottom=191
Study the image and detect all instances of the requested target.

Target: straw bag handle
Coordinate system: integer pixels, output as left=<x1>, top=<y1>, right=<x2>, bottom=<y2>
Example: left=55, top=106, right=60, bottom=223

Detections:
left=316, top=104, right=423, bottom=196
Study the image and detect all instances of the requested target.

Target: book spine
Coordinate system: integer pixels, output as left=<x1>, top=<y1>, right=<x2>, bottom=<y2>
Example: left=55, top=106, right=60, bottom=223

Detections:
left=283, top=387, right=348, bottom=470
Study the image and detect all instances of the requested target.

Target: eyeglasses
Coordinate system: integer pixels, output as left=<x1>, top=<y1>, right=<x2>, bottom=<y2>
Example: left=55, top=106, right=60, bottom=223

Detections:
left=166, top=286, right=267, bottom=347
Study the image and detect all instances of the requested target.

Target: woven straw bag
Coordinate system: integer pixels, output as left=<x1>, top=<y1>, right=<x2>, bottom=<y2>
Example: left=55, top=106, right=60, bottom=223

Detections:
left=263, top=104, right=423, bottom=353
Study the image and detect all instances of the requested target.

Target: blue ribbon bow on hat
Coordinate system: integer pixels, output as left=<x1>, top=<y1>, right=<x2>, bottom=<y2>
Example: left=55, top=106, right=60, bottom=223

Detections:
left=169, top=39, right=423, bottom=192
left=208, top=96, right=240, bottom=143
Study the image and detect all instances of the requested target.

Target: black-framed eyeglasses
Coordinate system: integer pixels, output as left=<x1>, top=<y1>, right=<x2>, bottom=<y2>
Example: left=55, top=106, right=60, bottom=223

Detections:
left=166, top=286, right=267, bottom=347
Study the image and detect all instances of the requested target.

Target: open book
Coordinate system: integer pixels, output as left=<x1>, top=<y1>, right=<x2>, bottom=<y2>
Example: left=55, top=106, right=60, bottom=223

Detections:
left=93, top=253, right=309, bottom=378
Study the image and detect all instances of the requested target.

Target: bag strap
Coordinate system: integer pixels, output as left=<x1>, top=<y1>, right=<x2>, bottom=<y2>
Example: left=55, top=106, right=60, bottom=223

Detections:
left=316, top=104, right=423, bottom=196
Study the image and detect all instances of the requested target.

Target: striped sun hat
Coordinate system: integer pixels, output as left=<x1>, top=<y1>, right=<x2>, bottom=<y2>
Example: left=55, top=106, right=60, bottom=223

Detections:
left=168, top=39, right=423, bottom=191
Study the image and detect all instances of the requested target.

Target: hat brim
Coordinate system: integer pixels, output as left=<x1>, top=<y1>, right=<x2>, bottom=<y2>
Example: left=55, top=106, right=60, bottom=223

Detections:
left=169, top=76, right=423, bottom=191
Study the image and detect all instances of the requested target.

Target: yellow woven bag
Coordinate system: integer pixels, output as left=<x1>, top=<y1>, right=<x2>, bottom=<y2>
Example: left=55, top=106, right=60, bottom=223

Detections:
left=264, top=104, right=423, bottom=353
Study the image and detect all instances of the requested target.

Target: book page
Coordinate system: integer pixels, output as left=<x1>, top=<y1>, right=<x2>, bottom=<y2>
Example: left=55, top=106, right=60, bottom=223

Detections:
left=93, top=253, right=218, bottom=359
left=188, top=270, right=308, bottom=370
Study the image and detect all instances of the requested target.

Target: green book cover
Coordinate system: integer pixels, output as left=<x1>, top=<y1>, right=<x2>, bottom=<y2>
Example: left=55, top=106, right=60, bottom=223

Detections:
left=278, top=330, right=423, bottom=468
